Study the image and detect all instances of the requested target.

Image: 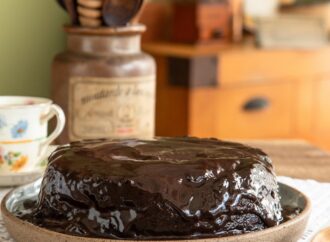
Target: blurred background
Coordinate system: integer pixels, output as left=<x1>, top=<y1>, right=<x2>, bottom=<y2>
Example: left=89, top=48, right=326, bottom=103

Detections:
left=0, top=1, right=67, bottom=97
left=1, top=0, right=330, bottom=150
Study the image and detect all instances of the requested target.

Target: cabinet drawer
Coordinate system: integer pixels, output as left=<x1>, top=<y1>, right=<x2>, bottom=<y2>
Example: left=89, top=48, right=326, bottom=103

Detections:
left=221, top=50, right=319, bottom=86
left=215, top=82, right=295, bottom=139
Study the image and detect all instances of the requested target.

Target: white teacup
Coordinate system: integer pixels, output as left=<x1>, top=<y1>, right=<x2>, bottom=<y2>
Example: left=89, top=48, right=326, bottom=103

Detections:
left=0, top=96, right=65, bottom=174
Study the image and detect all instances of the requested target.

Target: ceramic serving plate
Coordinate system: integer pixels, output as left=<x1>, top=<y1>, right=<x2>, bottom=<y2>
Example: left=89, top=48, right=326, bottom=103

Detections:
left=1, top=181, right=311, bottom=242
left=0, top=146, right=57, bottom=187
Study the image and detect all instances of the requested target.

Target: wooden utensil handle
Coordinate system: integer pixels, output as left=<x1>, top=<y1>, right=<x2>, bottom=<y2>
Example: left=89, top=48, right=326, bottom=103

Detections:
left=64, top=0, right=79, bottom=25
left=77, top=0, right=103, bottom=9
left=78, top=6, right=102, bottom=18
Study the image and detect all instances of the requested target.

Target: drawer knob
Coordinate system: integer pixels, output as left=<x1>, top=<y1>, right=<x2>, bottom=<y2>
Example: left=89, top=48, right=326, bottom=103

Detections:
left=243, top=97, right=270, bottom=112
left=212, top=29, right=224, bottom=39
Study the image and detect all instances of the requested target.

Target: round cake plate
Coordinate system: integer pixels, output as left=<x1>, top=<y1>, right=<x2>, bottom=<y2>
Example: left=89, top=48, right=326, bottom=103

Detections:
left=0, top=146, right=57, bottom=187
left=1, top=182, right=311, bottom=242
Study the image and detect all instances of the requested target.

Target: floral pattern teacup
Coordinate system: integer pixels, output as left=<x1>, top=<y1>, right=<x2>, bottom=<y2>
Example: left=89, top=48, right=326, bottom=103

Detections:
left=0, top=96, right=65, bottom=174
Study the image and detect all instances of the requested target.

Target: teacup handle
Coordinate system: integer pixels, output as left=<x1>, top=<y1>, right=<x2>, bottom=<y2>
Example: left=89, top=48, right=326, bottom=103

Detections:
left=39, top=104, right=66, bottom=157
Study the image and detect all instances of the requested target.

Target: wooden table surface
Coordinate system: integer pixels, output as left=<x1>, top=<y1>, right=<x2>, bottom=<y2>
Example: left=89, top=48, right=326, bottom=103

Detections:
left=244, top=140, right=330, bottom=183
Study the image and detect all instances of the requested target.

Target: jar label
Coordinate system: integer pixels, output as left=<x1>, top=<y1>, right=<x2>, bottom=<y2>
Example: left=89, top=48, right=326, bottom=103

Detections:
left=69, top=76, right=155, bottom=141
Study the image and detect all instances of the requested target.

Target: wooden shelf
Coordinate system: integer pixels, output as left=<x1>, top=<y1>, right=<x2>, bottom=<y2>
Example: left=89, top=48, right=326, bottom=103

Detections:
left=143, top=40, right=330, bottom=58
left=142, top=40, right=257, bottom=57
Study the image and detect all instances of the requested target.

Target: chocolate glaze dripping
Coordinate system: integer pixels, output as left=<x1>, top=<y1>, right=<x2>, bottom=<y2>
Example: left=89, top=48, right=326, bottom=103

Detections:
left=16, top=137, right=283, bottom=239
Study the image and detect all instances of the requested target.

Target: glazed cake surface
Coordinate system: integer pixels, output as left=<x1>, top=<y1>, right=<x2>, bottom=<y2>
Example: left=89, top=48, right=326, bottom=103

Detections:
left=19, top=137, right=283, bottom=239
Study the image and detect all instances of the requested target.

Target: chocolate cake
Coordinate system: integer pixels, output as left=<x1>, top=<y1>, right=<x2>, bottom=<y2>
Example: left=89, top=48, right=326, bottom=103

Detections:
left=19, top=137, right=283, bottom=239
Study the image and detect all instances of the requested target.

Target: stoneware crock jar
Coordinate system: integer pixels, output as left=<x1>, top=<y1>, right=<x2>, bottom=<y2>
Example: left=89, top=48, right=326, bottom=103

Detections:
left=52, top=25, right=156, bottom=144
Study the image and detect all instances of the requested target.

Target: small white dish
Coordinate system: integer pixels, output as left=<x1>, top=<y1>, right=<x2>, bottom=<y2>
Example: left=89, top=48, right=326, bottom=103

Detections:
left=0, top=146, right=57, bottom=187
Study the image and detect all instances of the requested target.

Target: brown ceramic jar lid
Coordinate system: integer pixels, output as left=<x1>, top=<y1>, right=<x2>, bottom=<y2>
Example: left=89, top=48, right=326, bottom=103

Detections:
left=102, top=0, right=144, bottom=27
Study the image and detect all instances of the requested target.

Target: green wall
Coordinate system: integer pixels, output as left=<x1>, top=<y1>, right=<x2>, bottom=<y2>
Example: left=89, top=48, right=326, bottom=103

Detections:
left=0, top=0, right=68, bottom=97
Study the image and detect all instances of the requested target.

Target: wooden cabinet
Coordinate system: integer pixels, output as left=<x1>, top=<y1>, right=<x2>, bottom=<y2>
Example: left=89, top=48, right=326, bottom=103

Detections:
left=312, top=77, right=330, bottom=150
left=144, top=42, right=330, bottom=151
left=155, top=58, right=189, bottom=136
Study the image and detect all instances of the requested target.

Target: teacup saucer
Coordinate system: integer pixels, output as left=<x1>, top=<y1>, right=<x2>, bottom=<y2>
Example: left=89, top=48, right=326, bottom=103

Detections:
left=0, top=146, right=57, bottom=187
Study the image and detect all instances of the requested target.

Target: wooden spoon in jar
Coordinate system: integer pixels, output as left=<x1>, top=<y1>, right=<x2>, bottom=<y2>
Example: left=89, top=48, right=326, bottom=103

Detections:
left=313, top=227, right=330, bottom=242
left=78, top=0, right=103, bottom=9
left=77, top=0, right=103, bottom=27
left=56, top=0, right=79, bottom=25
left=102, top=0, right=144, bottom=27
left=56, top=0, right=66, bottom=9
